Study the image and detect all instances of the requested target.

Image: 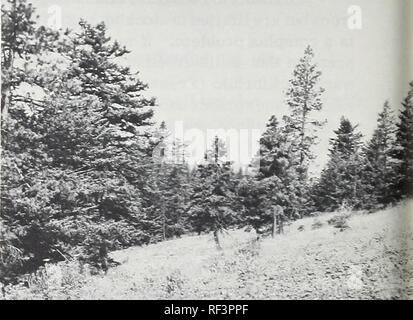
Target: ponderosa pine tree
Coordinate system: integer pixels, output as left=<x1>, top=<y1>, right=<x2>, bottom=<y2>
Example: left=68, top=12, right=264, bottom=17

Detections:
left=314, top=117, right=363, bottom=211
left=360, top=101, right=398, bottom=208
left=283, top=46, right=325, bottom=176
left=282, top=46, right=325, bottom=216
left=393, top=81, right=413, bottom=199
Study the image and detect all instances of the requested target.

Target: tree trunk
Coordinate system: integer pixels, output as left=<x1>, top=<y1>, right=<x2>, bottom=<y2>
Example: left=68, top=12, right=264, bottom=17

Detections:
left=1, top=92, right=9, bottom=122
left=162, top=214, right=166, bottom=241
left=1, top=74, right=12, bottom=125
left=276, top=213, right=284, bottom=234
left=272, top=210, right=276, bottom=238
left=1, top=0, right=16, bottom=125
left=279, top=216, right=284, bottom=234
left=213, top=229, right=222, bottom=250
left=299, top=101, right=308, bottom=167
left=255, top=226, right=261, bottom=241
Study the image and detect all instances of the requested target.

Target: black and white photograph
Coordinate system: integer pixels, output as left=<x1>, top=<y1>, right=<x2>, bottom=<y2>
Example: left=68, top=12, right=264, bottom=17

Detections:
left=0, top=0, right=412, bottom=301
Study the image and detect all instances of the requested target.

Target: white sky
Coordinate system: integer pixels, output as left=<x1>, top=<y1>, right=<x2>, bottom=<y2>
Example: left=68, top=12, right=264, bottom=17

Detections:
left=30, top=0, right=410, bottom=172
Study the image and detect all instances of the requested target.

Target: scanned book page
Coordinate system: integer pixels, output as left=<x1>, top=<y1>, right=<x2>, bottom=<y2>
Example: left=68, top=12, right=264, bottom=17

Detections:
left=0, top=0, right=412, bottom=300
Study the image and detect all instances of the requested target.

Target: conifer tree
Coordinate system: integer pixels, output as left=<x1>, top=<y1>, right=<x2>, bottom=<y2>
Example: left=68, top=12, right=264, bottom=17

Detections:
left=256, top=116, right=296, bottom=218
left=0, top=0, right=64, bottom=280
left=314, top=117, right=363, bottom=211
left=281, top=46, right=326, bottom=216
left=258, top=116, right=290, bottom=179
left=394, top=81, right=413, bottom=198
left=188, top=137, right=236, bottom=249
left=360, top=101, right=397, bottom=208
left=2, top=0, right=36, bottom=119
left=283, top=45, right=325, bottom=177
left=237, top=177, right=271, bottom=236
left=1, top=0, right=60, bottom=123
left=65, top=20, right=156, bottom=149
left=143, top=122, right=191, bottom=241
left=1, top=14, right=158, bottom=279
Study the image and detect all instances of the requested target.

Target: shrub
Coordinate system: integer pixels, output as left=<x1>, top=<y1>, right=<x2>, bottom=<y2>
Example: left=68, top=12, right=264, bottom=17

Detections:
left=1, top=260, right=86, bottom=300
left=311, top=219, right=323, bottom=230
left=328, top=214, right=350, bottom=231
left=164, top=270, right=185, bottom=295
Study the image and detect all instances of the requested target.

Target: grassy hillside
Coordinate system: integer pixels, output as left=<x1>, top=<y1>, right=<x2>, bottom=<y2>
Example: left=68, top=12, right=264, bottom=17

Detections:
left=2, top=203, right=412, bottom=300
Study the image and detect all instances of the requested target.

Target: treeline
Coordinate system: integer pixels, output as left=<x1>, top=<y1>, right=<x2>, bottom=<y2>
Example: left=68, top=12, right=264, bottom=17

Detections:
left=1, top=0, right=412, bottom=283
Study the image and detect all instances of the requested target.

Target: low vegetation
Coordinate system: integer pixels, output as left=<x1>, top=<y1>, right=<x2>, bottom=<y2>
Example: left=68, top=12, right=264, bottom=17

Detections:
left=2, top=204, right=411, bottom=300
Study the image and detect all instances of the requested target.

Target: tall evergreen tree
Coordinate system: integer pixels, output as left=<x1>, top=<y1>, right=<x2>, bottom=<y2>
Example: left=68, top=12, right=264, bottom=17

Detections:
left=255, top=115, right=298, bottom=218
left=360, top=101, right=397, bottom=208
left=239, top=115, right=300, bottom=239
left=258, top=116, right=289, bottom=179
left=394, top=81, right=413, bottom=198
left=283, top=45, right=325, bottom=177
left=142, top=122, right=191, bottom=241
left=1, top=0, right=59, bottom=122
left=314, top=117, right=363, bottom=211
left=188, top=137, right=236, bottom=249
left=65, top=20, right=156, bottom=149
left=1, top=15, right=158, bottom=280
left=237, top=176, right=274, bottom=237
left=0, top=0, right=65, bottom=280
left=281, top=46, right=326, bottom=216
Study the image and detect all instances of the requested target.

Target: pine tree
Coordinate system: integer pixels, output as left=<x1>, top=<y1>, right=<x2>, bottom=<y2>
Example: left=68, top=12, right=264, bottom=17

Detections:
left=0, top=14, right=158, bottom=279
left=360, top=101, right=397, bottom=208
left=151, top=121, right=169, bottom=162
left=1, top=0, right=59, bottom=122
left=314, top=117, right=363, bottom=211
left=0, top=0, right=64, bottom=280
left=142, top=122, right=191, bottom=241
left=188, top=137, right=236, bottom=250
left=280, top=46, right=326, bottom=216
left=258, top=116, right=290, bottom=179
left=283, top=45, right=325, bottom=176
left=237, top=176, right=273, bottom=237
left=1, top=0, right=37, bottom=120
left=394, top=81, right=413, bottom=198
left=65, top=20, right=156, bottom=149
left=257, top=116, right=297, bottom=218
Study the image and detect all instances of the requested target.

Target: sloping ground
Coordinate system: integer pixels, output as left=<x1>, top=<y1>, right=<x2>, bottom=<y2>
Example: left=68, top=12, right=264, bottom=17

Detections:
left=75, top=203, right=412, bottom=300
left=3, top=203, right=412, bottom=300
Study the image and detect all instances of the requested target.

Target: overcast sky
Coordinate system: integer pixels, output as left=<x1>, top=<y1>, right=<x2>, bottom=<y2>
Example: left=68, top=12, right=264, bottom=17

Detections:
left=31, top=0, right=410, bottom=172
